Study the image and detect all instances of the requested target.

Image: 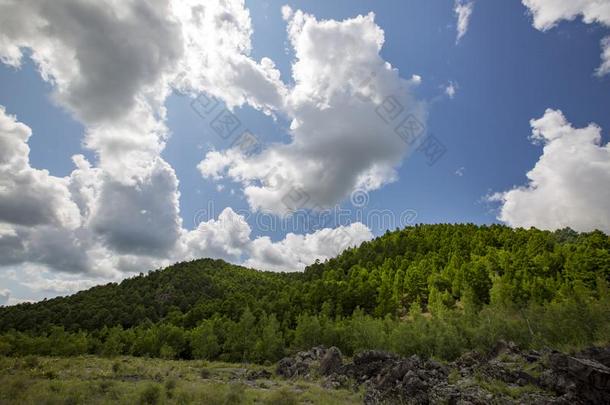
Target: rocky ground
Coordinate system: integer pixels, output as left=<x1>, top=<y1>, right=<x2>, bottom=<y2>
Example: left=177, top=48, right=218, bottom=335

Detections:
left=275, top=342, right=610, bottom=404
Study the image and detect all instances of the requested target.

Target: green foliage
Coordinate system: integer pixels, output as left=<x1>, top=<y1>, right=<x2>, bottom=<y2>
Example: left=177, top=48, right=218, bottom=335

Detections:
left=254, top=313, right=285, bottom=363
left=293, top=314, right=322, bottom=350
left=264, top=387, right=300, bottom=404
left=223, top=382, right=246, bottom=405
left=0, top=225, right=607, bottom=363
left=138, top=383, right=162, bottom=405
left=191, top=320, right=220, bottom=360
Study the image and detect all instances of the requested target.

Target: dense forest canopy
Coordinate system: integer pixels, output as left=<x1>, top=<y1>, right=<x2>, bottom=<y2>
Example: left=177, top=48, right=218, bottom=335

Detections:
left=0, top=224, right=609, bottom=362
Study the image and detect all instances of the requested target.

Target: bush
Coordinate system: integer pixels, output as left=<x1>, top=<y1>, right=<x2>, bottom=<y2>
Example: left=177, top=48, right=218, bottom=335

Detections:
left=223, top=383, right=246, bottom=405
left=138, top=383, right=163, bottom=405
left=22, top=355, right=40, bottom=369
left=265, top=388, right=299, bottom=404
left=191, top=321, right=220, bottom=360
left=164, top=377, right=177, bottom=398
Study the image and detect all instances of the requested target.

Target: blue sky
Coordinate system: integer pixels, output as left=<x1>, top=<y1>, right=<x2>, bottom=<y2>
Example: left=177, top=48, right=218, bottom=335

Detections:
left=0, top=0, right=609, bottom=303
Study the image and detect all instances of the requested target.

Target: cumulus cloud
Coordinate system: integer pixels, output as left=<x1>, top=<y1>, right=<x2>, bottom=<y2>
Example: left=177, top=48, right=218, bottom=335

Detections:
left=490, top=109, right=610, bottom=233
left=522, top=0, right=610, bottom=76
left=0, top=0, right=192, bottom=273
left=522, top=0, right=610, bottom=30
left=597, top=36, right=610, bottom=76
left=178, top=207, right=374, bottom=271
left=0, top=107, right=81, bottom=229
left=455, top=0, right=475, bottom=43
left=0, top=289, right=9, bottom=306
left=180, top=207, right=252, bottom=263
left=0, top=0, right=182, bottom=124
left=199, top=9, right=426, bottom=214
left=0, top=1, right=380, bottom=302
left=89, top=159, right=182, bottom=256
left=172, top=0, right=287, bottom=113
left=0, top=108, right=375, bottom=291
left=245, top=222, right=373, bottom=272
left=5, top=264, right=103, bottom=296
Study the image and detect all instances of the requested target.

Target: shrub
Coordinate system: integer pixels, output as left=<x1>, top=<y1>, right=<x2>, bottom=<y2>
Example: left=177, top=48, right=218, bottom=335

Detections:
left=265, top=388, right=299, bottom=405
left=223, top=383, right=246, bottom=405
left=22, top=355, right=40, bottom=369
left=164, top=377, right=178, bottom=398
left=138, top=383, right=163, bottom=405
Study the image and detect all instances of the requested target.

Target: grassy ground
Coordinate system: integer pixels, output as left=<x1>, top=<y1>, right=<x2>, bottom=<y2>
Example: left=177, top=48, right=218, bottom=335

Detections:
left=0, top=356, right=363, bottom=404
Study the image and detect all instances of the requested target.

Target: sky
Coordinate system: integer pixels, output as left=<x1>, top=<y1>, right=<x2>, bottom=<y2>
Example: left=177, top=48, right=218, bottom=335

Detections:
left=0, top=0, right=609, bottom=305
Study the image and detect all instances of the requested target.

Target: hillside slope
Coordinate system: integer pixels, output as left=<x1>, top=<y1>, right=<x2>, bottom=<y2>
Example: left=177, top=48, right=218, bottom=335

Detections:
left=0, top=224, right=609, bottom=363
left=1, top=224, right=609, bottom=334
left=0, top=259, right=298, bottom=332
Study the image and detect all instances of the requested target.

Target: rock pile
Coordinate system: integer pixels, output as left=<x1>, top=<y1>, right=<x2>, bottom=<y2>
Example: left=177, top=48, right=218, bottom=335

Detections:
left=276, top=342, right=610, bottom=404
left=276, top=346, right=330, bottom=378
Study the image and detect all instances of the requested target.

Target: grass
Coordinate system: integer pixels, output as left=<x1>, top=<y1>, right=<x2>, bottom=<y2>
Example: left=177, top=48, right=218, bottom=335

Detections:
left=472, top=371, right=542, bottom=400
left=0, top=356, right=362, bottom=404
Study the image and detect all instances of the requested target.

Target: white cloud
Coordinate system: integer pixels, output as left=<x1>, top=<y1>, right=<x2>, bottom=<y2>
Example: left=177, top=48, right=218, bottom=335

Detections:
left=89, top=159, right=182, bottom=256
left=6, top=264, right=103, bottom=296
left=281, top=5, right=294, bottom=21
left=0, top=0, right=182, bottom=125
left=179, top=207, right=374, bottom=272
left=0, top=107, right=81, bottom=229
left=0, top=1, right=381, bottom=302
left=199, top=9, right=426, bottom=215
left=245, top=222, right=373, bottom=272
left=522, top=0, right=610, bottom=31
left=0, top=109, right=376, bottom=295
left=445, top=81, right=458, bottom=98
left=597, top=36, right=610, bottom=76
left=0, top=108, right=179, bottom=276
left=180, top=207, right=252, bottom=263
left=490, top=109, right=610, bottom=233
left=0, top=289, right=9, bottom=306
left=522, top=0, right=610, bottom=76
left=172, top=0, right=287, bottom=113
left=455, top=0, right=475, bottom=43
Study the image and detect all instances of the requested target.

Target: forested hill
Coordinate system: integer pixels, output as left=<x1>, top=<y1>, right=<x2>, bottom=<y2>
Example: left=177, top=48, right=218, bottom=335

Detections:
left=1, top=224, right=608, bottom=335
left=0, top=259, right=300, bottom=333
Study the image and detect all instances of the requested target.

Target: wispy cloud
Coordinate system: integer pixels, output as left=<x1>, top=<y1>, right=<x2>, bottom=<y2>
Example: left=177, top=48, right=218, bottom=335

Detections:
left=455, top=0, right=475, bottom=43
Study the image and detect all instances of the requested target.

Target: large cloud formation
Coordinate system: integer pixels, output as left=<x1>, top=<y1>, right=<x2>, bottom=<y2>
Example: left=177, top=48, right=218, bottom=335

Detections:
left=491, top=109, right=610, bottom=233
left=522, top=0, right=610, bottom=76
left=199, top=8, right=426, bottom=215
left=0, top=0, right=378, bottom=301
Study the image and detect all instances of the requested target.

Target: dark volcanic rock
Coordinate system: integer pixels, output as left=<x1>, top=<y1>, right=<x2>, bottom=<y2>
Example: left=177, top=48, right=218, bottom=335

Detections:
left=578, top=346, right=610, bottom=368
left=544, top=351, right=610, bottom=403
left=354, top=350, right=399, bottom=365
left=246, top=369, right=272, bottom=380
left=320, top=346, right=343, bottom=376
left=276, top=346, right=328, bottom=378
left=276, top=356, right=308, bottom=378
left=277, top=343, right=610, bottom=404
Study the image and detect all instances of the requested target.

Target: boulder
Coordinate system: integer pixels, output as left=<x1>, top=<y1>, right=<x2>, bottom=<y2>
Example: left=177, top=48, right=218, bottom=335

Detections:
left=319, top=346, right=343, bottom=376
left=276, top=357, right=308, bottom=378
left=276, top=346, right=329, bottom=378
left=542, top=351, right=610, bottom=403
left=276, top=343, right=610, bottom=404
left=246, top=369, right=272, bottom=380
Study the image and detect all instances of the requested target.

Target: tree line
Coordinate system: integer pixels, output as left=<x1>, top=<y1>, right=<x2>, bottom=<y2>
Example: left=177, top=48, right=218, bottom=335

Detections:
left=0, top=224, right=608, bottom=362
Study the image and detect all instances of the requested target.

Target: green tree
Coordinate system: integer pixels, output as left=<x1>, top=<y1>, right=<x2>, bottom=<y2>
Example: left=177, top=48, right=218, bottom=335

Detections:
left=191, top=320, right=220, bottom=360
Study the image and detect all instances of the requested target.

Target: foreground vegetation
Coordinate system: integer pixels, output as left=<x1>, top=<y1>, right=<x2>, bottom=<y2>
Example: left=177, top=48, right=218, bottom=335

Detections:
left=0, top=355, right=362, bottom=404
left=0, top=224, right=608, bottom=364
